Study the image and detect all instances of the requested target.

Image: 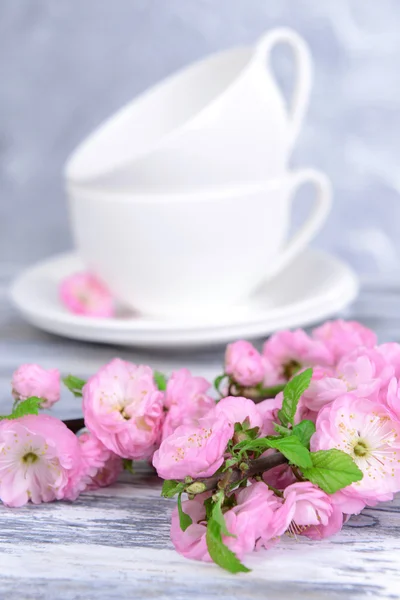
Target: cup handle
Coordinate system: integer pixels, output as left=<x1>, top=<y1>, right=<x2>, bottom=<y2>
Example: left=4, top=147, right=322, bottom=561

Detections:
left=254, top=28, right=313, bottom=148
left=267, top=168, right=332, bottom=279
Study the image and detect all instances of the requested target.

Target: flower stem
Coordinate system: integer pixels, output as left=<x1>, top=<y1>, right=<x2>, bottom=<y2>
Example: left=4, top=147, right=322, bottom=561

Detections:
left=185, top=452, right=288, bottom=494
left=228, top=383, right=286, bottom=403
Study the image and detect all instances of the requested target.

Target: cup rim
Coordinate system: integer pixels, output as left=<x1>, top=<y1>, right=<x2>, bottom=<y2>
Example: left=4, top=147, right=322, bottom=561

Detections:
left=65, top=45, right=255, bottom=185
left=66, top=176, right=294, bottom=203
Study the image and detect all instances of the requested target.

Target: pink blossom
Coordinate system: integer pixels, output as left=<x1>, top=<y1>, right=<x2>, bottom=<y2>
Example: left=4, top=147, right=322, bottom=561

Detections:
left=311, top=394, right=400, bottom=511
left=263, top=329, right=333, bottom=382
left=225, top=482, right=287, bottom=555
left=162, top=369, right=215, bottom=440
left=82, top=359, right=164, bottom=460
left=257, top=395, right=283, bottom=436
left=262, top=459, right=297, bottom=490
left=257, top=391, right=315, bottom=433
left=225, top=341, right=265, bottom=387
left=12, top=363, right=60, bottom=408
left=170, top=493, right=211, bottom=562
left=152, top=416, right=233, bottom=480
left=282, top=482, right=344, bottom=540
left=60, top=272, right=114, bottom=318
left=386, top=377, right=400, bottom=421
left=78, top=430, right=123, bottom=491
left=0, top=415, right=83, bottom=507
left=312, top=320, right=377, bottom=365
left=209, top=396, right=263, bottom=430
left=377, top=343, right=400, bottom=379
left=171, top=483, right=288, bottom=563
left=303, top=352, right=383, bottom=412
left=330, top=491, right=366, bottom=516
left=343, top=347, right=394, bottom=390
left=261, top=355, right=282, bottom=388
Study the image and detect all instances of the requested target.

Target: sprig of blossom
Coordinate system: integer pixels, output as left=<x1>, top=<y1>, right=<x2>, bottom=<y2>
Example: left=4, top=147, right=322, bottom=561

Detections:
left=2, top=320, right=400, bottom=576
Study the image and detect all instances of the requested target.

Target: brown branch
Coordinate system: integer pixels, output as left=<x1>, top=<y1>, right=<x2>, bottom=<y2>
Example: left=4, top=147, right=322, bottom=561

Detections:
left=227, top=382, right=286, bottom=403
left=185, top=452, right=288, bottom=495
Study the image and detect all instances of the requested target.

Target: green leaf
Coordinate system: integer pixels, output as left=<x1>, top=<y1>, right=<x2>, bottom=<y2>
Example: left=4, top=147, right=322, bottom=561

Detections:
left=122, top=459, right=134, bottom=474
left=244, top=426, right=260, bottom=439
left=204, top=497, right=214, bottom=520
left=233, top=422, right=259, bottom=439
left=278, top=368, right=313, bottom=427
left=273, top=423, right=291, bottom=437
left=63, top=375, right=86, bottom=397
left=212, top=495, right=235, bottom=538
left=206, top=518, right=250, bottom=574
left=267, top=435, right=312, bottom=469
left=222, top=458, right=238, bottom=472
left=257, top=383, right=286, bottom=399
left=291, top=420, right=316, bottom=448
left=154, top=371, right=167, bottom=391
left=177, top=493, right=193, bottom=531
left=214, top=374, right=228, bottom=395
left=8, top=397, right=41, bottom=419
left=161, top=479, right=185, bottom=498
left=233, top=437, right=272, bottom=455
left=303, top=449, right=363, bottom=494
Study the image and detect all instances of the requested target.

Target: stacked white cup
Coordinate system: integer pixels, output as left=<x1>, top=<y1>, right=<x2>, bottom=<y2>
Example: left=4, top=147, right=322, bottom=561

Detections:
left=65, top=28, right=332, bottom=320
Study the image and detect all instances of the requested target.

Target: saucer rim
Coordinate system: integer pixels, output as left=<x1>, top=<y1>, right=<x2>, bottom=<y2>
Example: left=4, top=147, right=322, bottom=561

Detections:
left=10, top=276, right=358, bottom=348
left=10, top=249, right=358, bottom=335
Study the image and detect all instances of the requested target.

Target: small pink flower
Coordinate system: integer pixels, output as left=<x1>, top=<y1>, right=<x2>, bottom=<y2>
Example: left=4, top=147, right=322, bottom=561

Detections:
left=263, top=329, right=333, bottom=382
left=312, top=320, right=377, bottom=365
left=330, top=491, right=366, bottom=516
left=378, top=343, right=400, bottom=379
left=256, top=395, right=283, bottom=436
left=282, top=481, right=343, bottom=540
left=303, top=376, right=348, bottom=412
left=171, top=483, right=287, bottom=563
left=12, top=363, right=60, bottom=408
left=262, top=450, right=297, bottom=490
left=224, top=482, right=286, bottom=556
left=162, top=369, right=215, bottom=440
left=343, top=347, right=394, bottom=389
left=0, top=415, right=83, bottom=507
left=225, top=341, right=265, bottom=387
left=385, top=377, right=400, bottom=421
left=152, top=416, right=233, bottom=480
left=170, top=493, right=211, bottom=562
left=261, top=355, right=282, bottom=388
left=209, top=396, right=263, bottom=430
left=303, top=352, right=383, bottom=412
left=257, top=392, right=315, bottom=433
left=83, top=359, right=164, bottom=460
left=311, top=394, right=400, bottom=510
left=78, top=430, right=123, bottom=491
left=60, top=272, right=114, bottom=318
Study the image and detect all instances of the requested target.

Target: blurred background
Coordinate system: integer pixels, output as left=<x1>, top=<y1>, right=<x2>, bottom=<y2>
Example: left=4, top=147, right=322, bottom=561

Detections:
left=1, top=0, right=400, bottom=279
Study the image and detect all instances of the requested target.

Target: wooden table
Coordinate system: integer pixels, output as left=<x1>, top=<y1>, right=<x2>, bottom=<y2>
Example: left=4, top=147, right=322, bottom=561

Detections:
left=1, top=269, right=400, bottom=599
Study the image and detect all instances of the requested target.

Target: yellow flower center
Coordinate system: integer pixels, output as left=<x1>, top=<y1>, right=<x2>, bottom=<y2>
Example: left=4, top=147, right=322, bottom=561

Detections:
left=353, top=440, right=369, bottom=457
left=22, top=452, right=39, bottom=464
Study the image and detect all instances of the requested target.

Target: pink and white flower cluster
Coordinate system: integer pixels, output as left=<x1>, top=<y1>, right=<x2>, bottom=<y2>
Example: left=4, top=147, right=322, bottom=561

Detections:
left=3, top=319, right=400, bottom=575
left=156, top=320, right=400, bottom=568
left=224, top=320, right=377, bottom=390
left=0, top=359, right=214, bottom=507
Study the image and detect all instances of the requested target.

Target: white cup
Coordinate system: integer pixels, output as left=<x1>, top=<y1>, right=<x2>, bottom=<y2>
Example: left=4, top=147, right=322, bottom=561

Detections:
left=65, top=28, right=312, bottom=191
left=68, top=168, right=331, bottom=319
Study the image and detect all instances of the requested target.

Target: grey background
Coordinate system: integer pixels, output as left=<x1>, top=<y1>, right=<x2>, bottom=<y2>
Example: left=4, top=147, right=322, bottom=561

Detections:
left=1, top=0, right=400, bottom=278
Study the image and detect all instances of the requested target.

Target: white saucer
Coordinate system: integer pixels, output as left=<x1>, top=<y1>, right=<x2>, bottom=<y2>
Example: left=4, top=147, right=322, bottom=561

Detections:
left=10, top=250, right=358, bottom=348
